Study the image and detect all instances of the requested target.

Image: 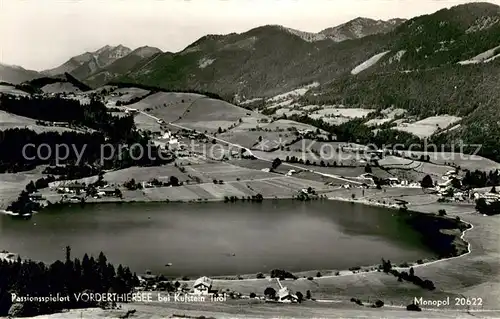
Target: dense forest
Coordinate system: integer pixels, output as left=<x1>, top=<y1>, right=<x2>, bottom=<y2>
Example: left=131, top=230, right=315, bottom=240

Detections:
left=0, top=247, right=138, bottom=317
left=0, top=128, right=170, bottom=173
left=0, top=95, right=173, bottom=173
left=24, top=74, right=92, bottom=92
left=0, top=95, right=136, bottom=143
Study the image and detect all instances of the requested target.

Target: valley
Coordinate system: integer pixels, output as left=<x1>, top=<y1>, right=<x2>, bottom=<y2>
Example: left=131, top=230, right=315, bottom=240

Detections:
left=2, top=1, right=500, bottom=318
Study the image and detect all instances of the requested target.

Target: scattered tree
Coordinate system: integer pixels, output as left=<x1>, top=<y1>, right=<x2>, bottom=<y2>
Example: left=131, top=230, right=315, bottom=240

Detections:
left=264, top=287, right=276, bottom=299
left=421, top=175, right=434, bottom=188
left=306, top=290, right=312, bottom=299
left=364, top=164, right=372, bottom=173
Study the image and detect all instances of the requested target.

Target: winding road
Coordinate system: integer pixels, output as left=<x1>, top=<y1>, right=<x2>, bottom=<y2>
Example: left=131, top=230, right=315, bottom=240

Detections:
left=121, top=105, right=363, bottom=185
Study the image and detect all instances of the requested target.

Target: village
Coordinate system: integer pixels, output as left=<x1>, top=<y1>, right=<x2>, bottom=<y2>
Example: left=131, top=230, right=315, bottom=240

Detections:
left=134, top=272, right=310, bottom=305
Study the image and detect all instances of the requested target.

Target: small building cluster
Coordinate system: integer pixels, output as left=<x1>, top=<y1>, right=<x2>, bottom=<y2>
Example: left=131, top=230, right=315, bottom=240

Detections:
left=53, top=182, right=122, bottom=200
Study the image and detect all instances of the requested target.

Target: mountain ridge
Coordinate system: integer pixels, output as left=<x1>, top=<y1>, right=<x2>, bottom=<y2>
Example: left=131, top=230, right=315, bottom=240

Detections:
left=43, top=45, right=133, bottom=77
left=0, top=63, right=41, bottom=84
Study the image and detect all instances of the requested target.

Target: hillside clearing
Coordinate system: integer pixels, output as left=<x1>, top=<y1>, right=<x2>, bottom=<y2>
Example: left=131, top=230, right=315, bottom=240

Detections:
left=366, top=107, right=407, bottom=127
left=266, top=82, right=319, bottom=102
left=41, top=82, right=81, bottom=94
left=393, top=115, right=462, bottom=139
left=401, top=151, right=500, bottom=171
left=0, top=110, right=78, bottom=134
left=351, top=51, right=390, bottom=75
left=458, top=44, right=500, bottom=64
left=105, top=87, right=150, bottom=104
left=0, top=84, right=29, bottom=97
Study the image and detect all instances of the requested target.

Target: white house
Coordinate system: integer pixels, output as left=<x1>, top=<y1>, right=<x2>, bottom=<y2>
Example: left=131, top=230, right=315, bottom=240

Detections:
left=161, top=131, right=172, bottom=140
left=168, top=138, right=179, bottom=150
left=193, top=276, right=212, bottom=295
left=437, top=179, right=453, bottom=189
left=445, top=170, right=457, bottom=177
left=276, top=279, right=298, bottom=303
left=387, top=177, right=400, bottom=186
left=285, top=169, right=296, bottom=176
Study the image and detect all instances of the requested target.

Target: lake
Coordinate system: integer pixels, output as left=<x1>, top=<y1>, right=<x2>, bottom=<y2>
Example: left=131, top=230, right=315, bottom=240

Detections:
left=0, top=200, right=436, bottom=276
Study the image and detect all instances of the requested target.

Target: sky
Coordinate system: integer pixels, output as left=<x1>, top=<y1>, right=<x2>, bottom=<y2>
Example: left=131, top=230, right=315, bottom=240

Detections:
left=1, top=0, right=499, bottom=70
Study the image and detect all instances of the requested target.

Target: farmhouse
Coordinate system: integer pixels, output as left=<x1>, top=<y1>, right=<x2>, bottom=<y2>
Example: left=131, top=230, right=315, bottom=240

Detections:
left=387, top=177, right=400, bottom=186
left=192, top=276, right=213, bottom=295
left=29, top=193, right=44, bottom=201
left=275, top=279, right=298, bottom=303
left=57, top=183, right=86, bottom=194
left=278, top=286, right=298, bottom=303
left=169, top=138, right=180, bottom=150
left=97, top=187, right=121, bottom=197
left=141, top=181, right=155, bottom=189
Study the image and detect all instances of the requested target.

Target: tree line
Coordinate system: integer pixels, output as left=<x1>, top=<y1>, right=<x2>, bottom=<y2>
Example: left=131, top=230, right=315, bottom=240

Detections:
left=0, top=95, right=136, bottom=143
left=0, top=247, right=138, bottom=317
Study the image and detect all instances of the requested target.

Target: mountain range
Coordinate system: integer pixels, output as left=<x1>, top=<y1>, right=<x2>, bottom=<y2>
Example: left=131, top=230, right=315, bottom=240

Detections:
left=0, top=15, right=406, bottom=90
left=2, top=2, right=500, bottom=148
left=2, top=2, right=500, bottom=165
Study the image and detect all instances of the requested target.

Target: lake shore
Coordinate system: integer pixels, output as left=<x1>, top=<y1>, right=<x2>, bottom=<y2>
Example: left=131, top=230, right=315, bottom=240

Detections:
left=178, top=200, right=472, bottom=281
left=2, top=188, right=472, bottom=280
left=4, top=190, right=494, bottom=318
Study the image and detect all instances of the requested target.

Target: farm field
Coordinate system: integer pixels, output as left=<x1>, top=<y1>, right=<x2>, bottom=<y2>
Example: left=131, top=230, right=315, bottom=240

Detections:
left=218, top=130, right=300, bottom=151
left=104, top=176, right=330, bottom=202
left=128, top=92, right=203, bottom=122
left=378, top=156, right=417, bottom=167
left=105, top=87, right=150, bottom=104
left=182, top=162, right=280, bottom=183
left=252, top=149, right=362, bottom=166
left=262, top=119, right=327, bottom=134
left=179, top=98, right=261, bottom=122
left=41, top=82, right=81, bottom=94
left=133, top=113, right=161, bottom=132
left=288, top=139, right=367, bottom=152
left=365, top=118, right=392, bottom=127
left=170, top=98, right=263, bottom=133
left=266, top=82, right=319, bottom=103
left=229, top=116, right=266, bottom=132
left=0, top=110, right=79, bottom=134
left=0, top=84, right=29, bottom=96
left=226, top=158, right=276, bottom=171
left=402, top=151, right=500, bottom=171
left=175, top=120, right=237, bottom=133
left=42, top=161, right=333, bottom=203
left=309, top=107, right=374, bottom=119
left=366, top=107, right=407, bottom=127
left=393, top=115, right=462, bottom=139
left=377, top=156, right=455, bottom=181
left=286, top=165, right=366, bottom=177
left=275, top=108, right=304, bottom=117
left=311, top=116, right=352, bottom=125
left=0, top=168, right=45, bottom=210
